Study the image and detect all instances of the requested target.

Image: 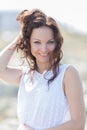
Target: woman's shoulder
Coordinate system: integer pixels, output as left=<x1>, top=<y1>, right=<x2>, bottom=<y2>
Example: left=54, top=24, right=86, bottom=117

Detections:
left=60, top=64, right=78, bottom=72
left=63, top=64, right=81, bottom=85
left=19, top=66, right=30, bottom=81
left=64, top=64, right=79, bottom=75
left=21, top=66, right=30, bottom=74
left=59, top=64, right=79, bottom=81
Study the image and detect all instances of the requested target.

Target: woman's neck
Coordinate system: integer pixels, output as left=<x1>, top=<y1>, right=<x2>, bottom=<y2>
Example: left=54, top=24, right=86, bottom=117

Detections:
left=36, top=63, right=51, bottom=74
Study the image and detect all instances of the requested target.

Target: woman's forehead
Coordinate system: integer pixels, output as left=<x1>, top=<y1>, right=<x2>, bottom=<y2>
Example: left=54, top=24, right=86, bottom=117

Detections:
left=30, top=27, right=54, bottom=41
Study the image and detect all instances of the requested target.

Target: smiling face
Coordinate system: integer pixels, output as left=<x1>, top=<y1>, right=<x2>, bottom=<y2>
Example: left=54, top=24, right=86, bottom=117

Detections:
left=30, top=26, right=56, bottom=69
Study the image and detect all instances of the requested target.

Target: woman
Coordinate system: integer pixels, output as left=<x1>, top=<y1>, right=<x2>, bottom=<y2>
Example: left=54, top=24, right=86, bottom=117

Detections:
left=0, top=9, right=86, bottom=130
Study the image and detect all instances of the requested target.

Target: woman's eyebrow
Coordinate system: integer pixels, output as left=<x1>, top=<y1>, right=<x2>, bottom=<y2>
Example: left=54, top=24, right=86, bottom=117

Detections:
left=47, top=39, right=55, bottom=41
left=32, top=38, right=54, bottom=42
left=32, top=38, right=41, bottom=41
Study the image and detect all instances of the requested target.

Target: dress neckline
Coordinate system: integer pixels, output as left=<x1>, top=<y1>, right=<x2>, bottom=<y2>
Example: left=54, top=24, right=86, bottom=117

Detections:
left=34, top=64, right=64, bottom=77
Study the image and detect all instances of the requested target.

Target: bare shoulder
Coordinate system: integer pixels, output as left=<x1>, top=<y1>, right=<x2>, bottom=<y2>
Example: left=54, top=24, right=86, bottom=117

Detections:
left=64, top=65, right=81, bottom=83
left=63, top=65, right=83, bottom=95
left=66, top=65, right=79, bottom=74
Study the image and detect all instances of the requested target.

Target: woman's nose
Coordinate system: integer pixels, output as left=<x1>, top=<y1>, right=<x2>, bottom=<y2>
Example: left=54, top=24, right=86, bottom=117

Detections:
left=41, top=44, right=48, bottom=52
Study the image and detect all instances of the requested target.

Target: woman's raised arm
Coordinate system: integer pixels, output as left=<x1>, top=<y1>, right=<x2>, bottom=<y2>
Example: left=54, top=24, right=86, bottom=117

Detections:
left=0, top=34, right=22, bottom=86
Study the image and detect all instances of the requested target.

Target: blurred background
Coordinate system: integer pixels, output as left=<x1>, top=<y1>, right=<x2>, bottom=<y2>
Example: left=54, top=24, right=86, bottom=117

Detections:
left=0, top=0, right=87, bottom=130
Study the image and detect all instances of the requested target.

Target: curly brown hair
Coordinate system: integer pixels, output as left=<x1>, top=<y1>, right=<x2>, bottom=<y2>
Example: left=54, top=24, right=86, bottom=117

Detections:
left=16, top=8, right=63, bottom=84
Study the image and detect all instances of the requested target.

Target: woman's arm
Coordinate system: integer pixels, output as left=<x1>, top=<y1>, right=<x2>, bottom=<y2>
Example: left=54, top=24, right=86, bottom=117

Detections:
left=0, top=34, right=22, bottom=86
left=47, top=66, right=86, bottom=130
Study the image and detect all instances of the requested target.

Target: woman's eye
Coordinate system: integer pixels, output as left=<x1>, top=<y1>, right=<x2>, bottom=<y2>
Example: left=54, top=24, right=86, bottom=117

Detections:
left=34, top=41, right=41, bottom=44
left=47, top=41, right=55, bottom=44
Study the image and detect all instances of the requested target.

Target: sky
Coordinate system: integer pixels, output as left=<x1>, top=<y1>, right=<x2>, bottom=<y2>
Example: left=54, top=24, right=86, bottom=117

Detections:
left=0, top=0, right=87, bottom=34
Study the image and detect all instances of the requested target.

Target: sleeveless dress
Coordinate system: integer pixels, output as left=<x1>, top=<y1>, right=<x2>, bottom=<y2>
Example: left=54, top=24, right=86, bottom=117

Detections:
left=17, top=64, right=71, bottom=130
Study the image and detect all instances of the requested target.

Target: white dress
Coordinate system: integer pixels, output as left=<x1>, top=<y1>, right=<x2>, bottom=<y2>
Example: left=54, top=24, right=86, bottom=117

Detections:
left=17, top=64, right=71, bottom=130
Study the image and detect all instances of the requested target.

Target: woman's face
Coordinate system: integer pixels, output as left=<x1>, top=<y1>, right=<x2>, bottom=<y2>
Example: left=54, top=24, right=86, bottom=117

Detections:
left=30, top=26, right=56, bottom=66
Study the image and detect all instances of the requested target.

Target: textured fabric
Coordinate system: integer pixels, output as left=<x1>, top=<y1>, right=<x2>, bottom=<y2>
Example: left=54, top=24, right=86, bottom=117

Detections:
left=17, top=64, right=71, bottom=130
